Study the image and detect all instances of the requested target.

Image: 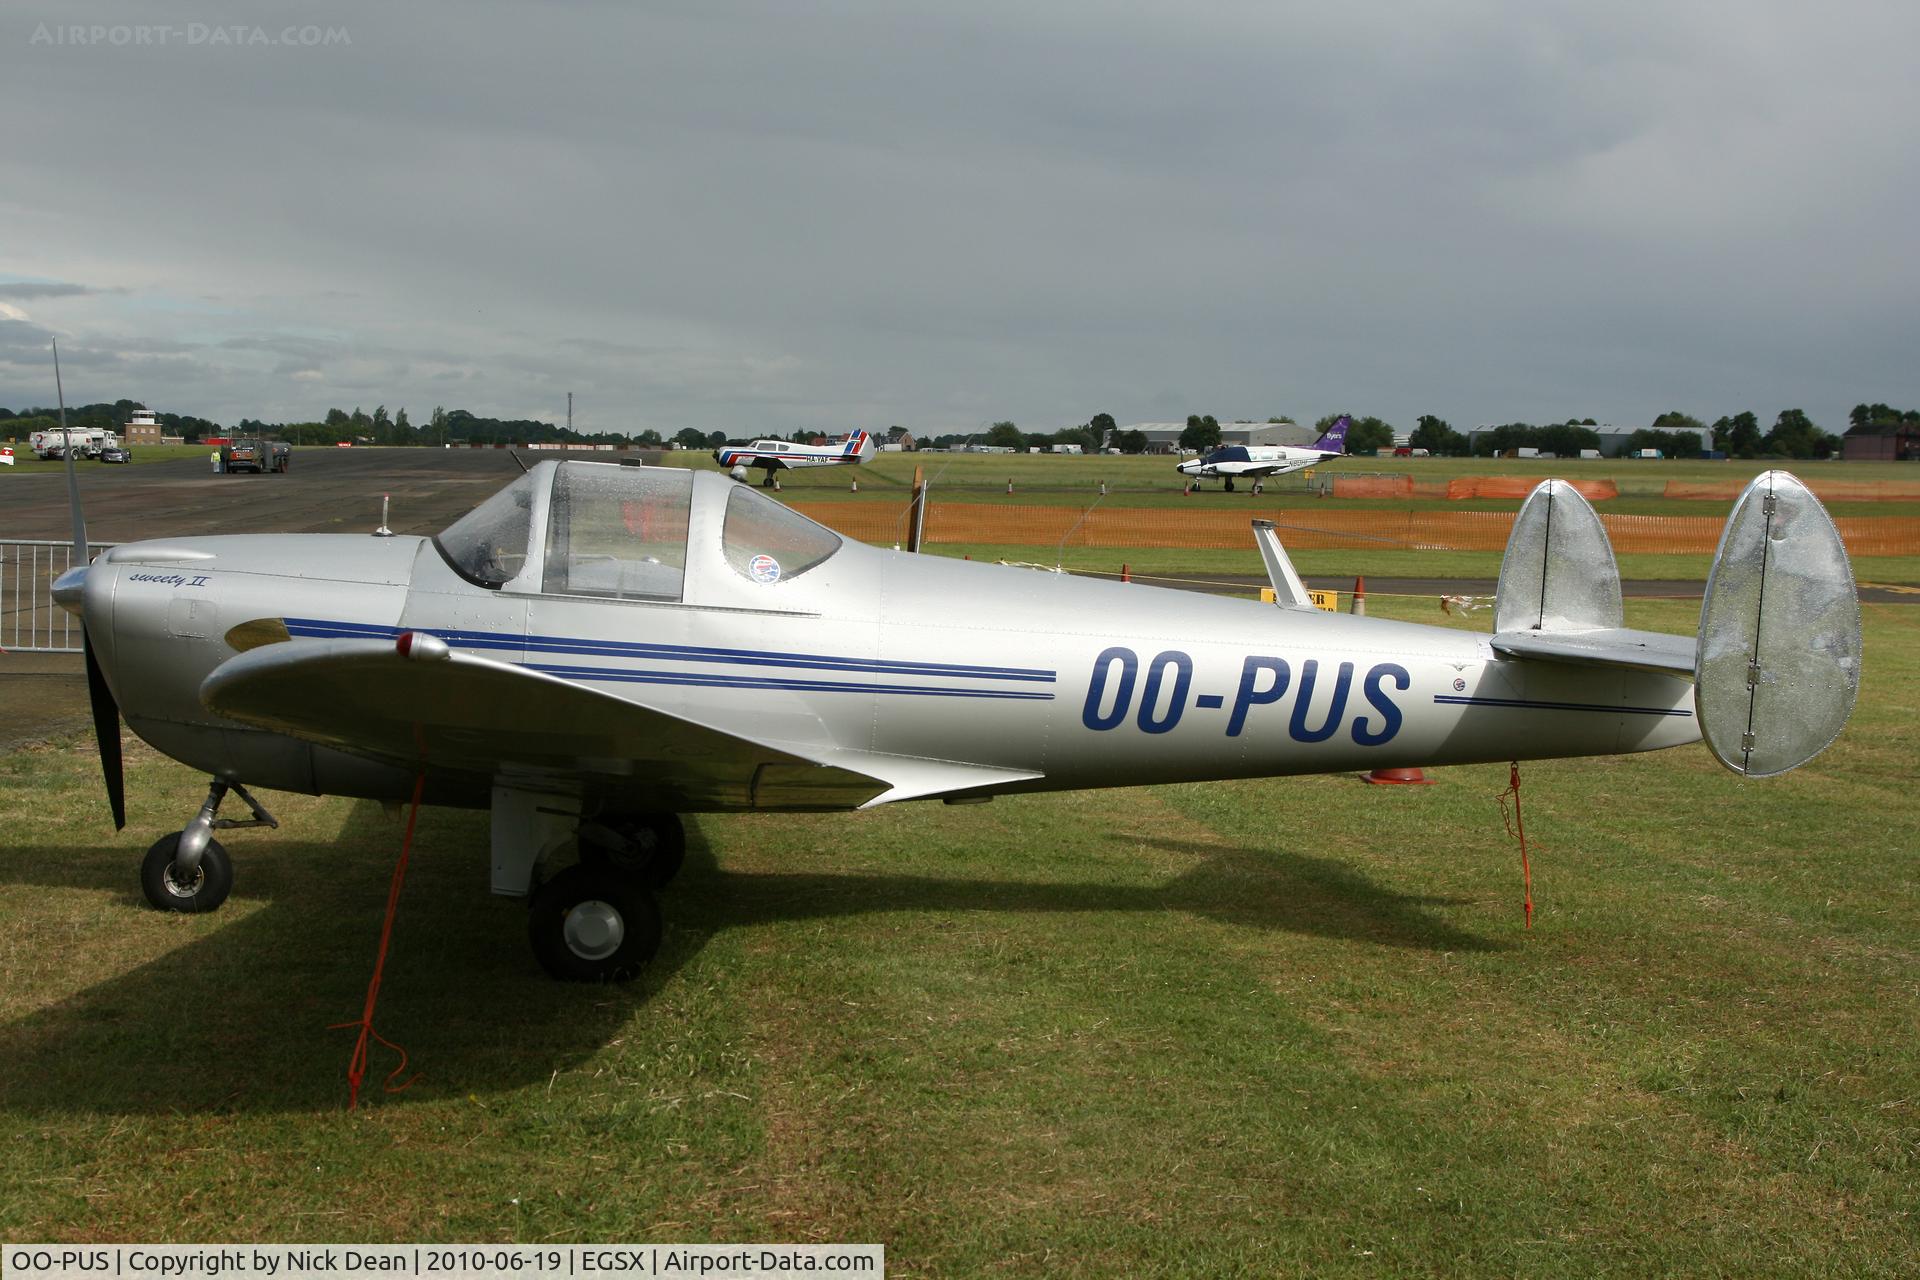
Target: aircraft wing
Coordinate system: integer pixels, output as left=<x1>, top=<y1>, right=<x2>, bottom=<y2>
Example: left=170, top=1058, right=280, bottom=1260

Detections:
left=201, top=637, right=1039, bottom=810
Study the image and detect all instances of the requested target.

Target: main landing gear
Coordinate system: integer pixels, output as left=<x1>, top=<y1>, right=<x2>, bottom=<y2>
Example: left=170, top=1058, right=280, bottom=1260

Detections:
left=140, top=779, right=278, bottom=913
left=135, top=778, right=688, bottom=982
left=525, top=813, right=685, bottom=982
left=488, top=788, right=687, bottom=982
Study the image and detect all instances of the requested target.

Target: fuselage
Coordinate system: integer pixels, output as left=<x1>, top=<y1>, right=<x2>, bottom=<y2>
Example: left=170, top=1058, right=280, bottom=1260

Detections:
left=713, top=432, right=871, bottom=474
left=1176, top=443, right=1338, bottom=481
left=77, top=467, right=1700, bottom=813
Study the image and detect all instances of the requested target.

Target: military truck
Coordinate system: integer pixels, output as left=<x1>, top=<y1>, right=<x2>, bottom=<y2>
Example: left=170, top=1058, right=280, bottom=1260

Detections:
left=220, top=438, right=292, bottom=473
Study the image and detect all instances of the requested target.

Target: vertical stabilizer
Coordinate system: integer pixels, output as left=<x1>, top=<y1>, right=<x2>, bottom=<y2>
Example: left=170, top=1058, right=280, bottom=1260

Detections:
left=1695, top=471, right=1860, bottom=776
left=1494, top=479, right=1623, bottom=634
left=1309, top=415, right=1351, bottom=453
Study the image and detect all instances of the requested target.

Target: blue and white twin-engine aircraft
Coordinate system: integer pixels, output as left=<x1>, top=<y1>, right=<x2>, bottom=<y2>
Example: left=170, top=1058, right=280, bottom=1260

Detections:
left=1178, top=416, right=1352, bottom=490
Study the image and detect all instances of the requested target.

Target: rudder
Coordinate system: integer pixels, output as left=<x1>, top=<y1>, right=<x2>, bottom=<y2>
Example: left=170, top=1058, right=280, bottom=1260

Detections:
left=1695, top=471, right=1860, bottom=776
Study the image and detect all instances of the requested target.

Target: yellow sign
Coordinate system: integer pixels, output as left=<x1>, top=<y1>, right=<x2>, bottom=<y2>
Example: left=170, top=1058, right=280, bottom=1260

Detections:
left=1261, top=588, right=1341, bottom=612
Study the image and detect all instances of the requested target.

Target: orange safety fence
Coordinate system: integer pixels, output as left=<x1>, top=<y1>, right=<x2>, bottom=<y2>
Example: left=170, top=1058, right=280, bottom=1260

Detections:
left=791, top=501, right=1920, bottom=557
left=1330, top=475, right=1414, bottom=498
left=1665, top=480, right=1920, bottom=502
left=1447, top=477, right=1618, bottom=501
left=1327, top=475, right=1619, bottom=500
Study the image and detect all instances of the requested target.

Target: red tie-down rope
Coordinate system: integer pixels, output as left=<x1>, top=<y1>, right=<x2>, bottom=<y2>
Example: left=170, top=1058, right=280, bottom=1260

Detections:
left=1495, top=761, right=1535, bottom=929
left=332, top=772, right=425, bottom=1109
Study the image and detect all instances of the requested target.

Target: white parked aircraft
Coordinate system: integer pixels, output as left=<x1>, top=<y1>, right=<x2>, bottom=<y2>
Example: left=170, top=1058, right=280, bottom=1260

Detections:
left=714, top=430, right=876, bottom=485
left=1178, top=417, right=1352, bottom=490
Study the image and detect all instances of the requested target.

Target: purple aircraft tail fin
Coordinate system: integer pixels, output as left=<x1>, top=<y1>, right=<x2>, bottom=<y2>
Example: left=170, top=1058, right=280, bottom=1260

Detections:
left=1310, top=416, right=1352, bottom=453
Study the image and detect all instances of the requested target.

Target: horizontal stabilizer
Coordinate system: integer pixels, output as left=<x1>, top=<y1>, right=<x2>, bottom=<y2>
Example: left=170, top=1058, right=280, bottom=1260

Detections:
left=1495, top=479, right=1623, bottom=634
left=1492, top=628, right=1696, bottom=675
left=1695, top=471, right=1860, bottom=777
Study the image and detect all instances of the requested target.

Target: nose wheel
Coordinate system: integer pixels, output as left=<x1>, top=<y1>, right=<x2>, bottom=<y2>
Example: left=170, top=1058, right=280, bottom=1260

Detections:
left=138, top=779, right=276, bottom=914
left=141, top=832, right=233, bottom=912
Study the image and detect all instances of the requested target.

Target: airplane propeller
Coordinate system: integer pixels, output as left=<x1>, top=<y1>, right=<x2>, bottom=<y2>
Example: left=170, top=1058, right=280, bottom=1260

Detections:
left=52, top=338, right=126, bottom=830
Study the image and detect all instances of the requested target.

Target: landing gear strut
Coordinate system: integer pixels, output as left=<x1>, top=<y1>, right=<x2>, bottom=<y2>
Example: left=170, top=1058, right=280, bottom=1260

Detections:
left=580, top=812, right=686, bottom=890
left=140, top=779, right=278, bottom=913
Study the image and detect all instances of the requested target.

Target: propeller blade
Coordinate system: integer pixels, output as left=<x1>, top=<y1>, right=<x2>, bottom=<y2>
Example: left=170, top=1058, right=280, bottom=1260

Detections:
left=83, top=628, right=126, bottom=831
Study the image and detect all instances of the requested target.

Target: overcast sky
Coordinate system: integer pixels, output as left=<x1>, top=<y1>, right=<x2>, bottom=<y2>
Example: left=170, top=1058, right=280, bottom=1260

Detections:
left=2, top=1, right=1915, bottom=438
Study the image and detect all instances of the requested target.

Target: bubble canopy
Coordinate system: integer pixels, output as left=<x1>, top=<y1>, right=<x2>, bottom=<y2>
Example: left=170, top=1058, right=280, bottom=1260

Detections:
left=434, top=462, right=842, bottom=596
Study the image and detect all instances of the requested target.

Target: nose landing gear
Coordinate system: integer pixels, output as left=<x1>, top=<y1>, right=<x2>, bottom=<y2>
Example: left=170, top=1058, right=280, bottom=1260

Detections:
left=139, top=779, right=278, bottom=914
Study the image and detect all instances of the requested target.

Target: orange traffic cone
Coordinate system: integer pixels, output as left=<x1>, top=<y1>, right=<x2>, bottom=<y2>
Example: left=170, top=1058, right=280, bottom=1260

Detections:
left=1350, top=576, right=1367, bottom=615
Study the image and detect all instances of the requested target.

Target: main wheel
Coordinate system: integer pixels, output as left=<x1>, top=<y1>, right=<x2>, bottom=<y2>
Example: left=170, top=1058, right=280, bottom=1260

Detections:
left=527, top=865, right=662, bottom=982
left=140, top=832, right=234, bottom=913
left=582, top=812, right=686, bottom=890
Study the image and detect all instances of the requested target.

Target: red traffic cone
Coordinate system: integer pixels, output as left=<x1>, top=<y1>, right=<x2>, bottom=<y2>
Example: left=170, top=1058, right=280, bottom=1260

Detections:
left=1121, top=563, right=1130, bottom=583
left=1350, top=576, right=1367, bottom=615
left=1362, top=767, right=1434, bottom=785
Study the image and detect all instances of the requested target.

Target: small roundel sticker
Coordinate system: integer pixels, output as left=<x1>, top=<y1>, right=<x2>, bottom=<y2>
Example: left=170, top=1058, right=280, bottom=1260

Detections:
left=748, top=554, right=782, bottom=584
left=1453, top=677, right=1467, bottom=692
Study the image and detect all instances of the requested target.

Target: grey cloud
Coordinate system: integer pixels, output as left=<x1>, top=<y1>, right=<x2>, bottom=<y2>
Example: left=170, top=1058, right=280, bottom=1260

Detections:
left=0, top=1, right=1915, bottom=432
left=0, top=281, right=106, bottom=300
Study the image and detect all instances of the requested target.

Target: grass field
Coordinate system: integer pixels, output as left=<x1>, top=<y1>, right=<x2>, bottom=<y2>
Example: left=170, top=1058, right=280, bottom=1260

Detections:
left=2, top=595, right=1915, bottom=1274
left=0, top=445, right=235, bottom=474
left=686, top=450, right=1920, bottom=516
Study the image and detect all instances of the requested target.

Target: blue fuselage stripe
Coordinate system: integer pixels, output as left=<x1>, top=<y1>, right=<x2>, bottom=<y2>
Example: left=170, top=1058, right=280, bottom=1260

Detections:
left=525, top=663, right=1053, bottom=700
left=281, top=617, right=1056, bottom=686
left=1433, top=694, right=1692, bottom=718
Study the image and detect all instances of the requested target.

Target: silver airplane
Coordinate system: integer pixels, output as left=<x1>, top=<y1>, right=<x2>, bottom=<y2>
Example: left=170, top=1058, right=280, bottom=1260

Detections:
left=52, top=450, right=1859, bottom=981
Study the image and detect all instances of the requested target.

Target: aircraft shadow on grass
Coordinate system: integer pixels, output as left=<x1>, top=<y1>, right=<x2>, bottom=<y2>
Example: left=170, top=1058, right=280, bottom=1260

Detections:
left=0, top=803, right=1496, bottom=1116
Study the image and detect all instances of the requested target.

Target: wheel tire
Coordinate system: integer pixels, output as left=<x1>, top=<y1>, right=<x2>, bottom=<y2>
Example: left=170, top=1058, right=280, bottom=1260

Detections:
left=583, top=812, right=687, bottom=890
left=140, top=832, right=234, bottom=913
left=527, top=865, right=662, bottom=982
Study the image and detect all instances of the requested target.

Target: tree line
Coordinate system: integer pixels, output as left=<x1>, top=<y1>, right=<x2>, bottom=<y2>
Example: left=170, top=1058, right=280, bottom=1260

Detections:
left=7, top=400, right=1915, bottom=459
left=0, top=399, right=221, bottom=440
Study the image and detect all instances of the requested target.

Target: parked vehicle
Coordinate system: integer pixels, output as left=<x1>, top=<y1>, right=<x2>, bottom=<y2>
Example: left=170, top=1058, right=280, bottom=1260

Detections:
left=99, top=446, right=133, bottom=464
left=32, top=428, right=119, bottom=459
left=220, top=439, right=292, bottom=474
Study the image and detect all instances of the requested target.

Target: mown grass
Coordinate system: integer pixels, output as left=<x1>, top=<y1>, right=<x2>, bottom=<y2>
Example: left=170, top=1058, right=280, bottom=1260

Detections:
left=915, top=544, right=1920, bottom=590
left=0, top=445, right=265, bottom=476
left=1, top=597, right=1916, bottom=1275
left=684, top=449, right=1920, bottom=510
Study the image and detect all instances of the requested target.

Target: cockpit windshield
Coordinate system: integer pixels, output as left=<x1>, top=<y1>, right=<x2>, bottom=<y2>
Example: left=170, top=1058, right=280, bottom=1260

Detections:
left=721, top=484, right=841, bottom=583
left=543, top=462, right=692, bottom=601
left=434, top=471, right=537, bottom=588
